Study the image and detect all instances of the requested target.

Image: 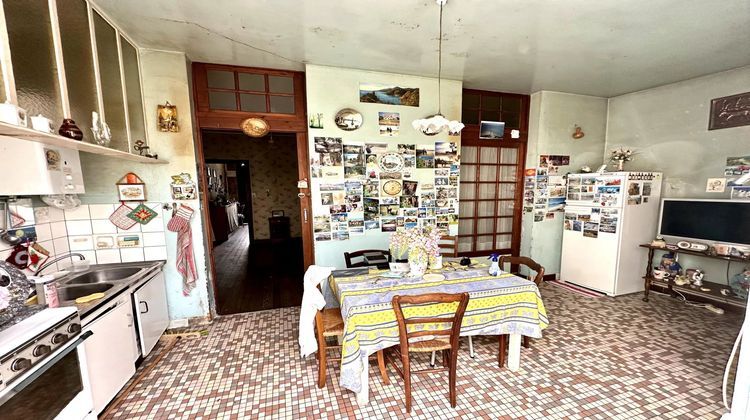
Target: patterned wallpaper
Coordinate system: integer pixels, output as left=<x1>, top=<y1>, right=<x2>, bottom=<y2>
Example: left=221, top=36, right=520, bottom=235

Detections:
left=203, top=132, right=301, bottom=240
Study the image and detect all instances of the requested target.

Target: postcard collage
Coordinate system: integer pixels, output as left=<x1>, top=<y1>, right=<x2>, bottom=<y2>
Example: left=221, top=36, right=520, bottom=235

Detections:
left=523, top=154, right=569, bottom=222
left=310, top=137, right=460, bottom=241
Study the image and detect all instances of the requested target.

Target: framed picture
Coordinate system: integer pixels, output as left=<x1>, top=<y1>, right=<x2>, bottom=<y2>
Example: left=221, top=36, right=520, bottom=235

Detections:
left=479, top=121, right=506, bottom=139
left=116, top=183, right=146, bottom=201
left=271, top=210, right=285, bottom=217
left=171, top=184, right=197, bottom=200
left=709, top=91, right=750, bottom=130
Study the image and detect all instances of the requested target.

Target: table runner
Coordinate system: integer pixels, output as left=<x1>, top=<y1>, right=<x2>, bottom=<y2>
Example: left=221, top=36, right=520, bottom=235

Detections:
left=330, top=264, right=549, bottom=393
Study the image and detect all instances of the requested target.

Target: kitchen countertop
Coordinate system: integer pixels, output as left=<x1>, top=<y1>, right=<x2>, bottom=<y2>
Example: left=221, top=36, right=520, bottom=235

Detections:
left=56, top=261, right=165, bottom=318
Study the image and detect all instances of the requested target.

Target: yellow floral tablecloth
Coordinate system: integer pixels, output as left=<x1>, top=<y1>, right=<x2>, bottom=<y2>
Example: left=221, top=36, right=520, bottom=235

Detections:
left=329, top=263, right=549, bottom=393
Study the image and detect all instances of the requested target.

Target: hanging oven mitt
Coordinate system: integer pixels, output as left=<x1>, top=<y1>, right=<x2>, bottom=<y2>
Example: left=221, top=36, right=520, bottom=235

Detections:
left=109, top=203, right=137, bottom=230
left=27, top=242, right=50, bottom=273
left=167, top=204, right=194, bottom=232
left=5, top=243, right=29, bottom=269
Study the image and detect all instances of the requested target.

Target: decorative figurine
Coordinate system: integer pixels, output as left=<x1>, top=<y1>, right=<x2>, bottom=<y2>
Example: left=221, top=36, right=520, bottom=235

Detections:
left=459, top=256, right=471, bottom=266
left=650, top=236, right=667, bottom=248
left=659, top=252, right=682, bottom=278
left=59, top=118, right=83, bottom=140
left=685, top=268, right=705, bottom=287
left=488, top=254, right=500, bottom=276
left=157, top=101, right=179, bottom=132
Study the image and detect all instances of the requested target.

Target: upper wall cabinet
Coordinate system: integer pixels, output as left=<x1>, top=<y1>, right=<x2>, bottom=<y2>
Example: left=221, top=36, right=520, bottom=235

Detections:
left=0, top=0, right=161, bottom=163
left=2, top=0, right=64, bottom=124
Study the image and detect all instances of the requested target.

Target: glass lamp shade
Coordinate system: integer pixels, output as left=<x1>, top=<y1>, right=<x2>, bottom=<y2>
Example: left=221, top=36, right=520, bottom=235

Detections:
left=412, top=114, right=464, bottom=136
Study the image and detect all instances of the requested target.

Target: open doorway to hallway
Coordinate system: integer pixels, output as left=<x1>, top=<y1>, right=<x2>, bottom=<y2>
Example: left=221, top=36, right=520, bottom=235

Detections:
left=202, top=130, right=304, bottom=315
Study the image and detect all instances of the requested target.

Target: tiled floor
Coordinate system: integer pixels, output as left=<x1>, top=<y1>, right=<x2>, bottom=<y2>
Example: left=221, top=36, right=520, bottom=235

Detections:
left=104, top=283, right=742, bottom=419
left=213, top=225, right=304, bottom=314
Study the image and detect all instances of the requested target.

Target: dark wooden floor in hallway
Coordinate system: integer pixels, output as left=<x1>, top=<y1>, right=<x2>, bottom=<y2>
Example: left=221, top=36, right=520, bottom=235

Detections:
left=213, top=225, right=304, bottom=315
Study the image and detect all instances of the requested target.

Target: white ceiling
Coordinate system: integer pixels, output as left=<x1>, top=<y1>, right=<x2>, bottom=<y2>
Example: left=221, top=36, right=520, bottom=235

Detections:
left=92, top=0, right=750, bottom=97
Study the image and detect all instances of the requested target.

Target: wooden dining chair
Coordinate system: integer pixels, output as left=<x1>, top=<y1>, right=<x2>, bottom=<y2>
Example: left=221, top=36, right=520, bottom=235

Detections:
left=344, top=249, right=392, bottom=268
left=315, top=305, right=389, bottom=388
left=438, top=236, right=459, bottom=257
left=496, top=256, right=545, bottom=367
left=385, top=292, right=470, bottom=412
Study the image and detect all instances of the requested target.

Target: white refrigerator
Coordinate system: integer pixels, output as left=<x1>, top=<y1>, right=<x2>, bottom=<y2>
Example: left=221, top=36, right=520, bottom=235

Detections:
left=560, top=171, right=662, bottom=296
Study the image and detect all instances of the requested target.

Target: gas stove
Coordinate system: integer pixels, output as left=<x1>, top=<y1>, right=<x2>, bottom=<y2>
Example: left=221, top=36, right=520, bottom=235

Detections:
left=0, top=306, right=81, bottom=391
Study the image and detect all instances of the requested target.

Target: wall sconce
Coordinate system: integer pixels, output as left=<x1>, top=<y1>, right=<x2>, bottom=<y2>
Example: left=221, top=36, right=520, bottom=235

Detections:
left=157, top=101, right=179, bottom=132
left=572, top=125, right=585, bottom=139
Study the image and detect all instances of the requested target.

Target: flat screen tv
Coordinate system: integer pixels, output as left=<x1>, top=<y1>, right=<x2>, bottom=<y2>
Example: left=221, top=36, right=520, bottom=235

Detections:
left=658, top=199, right=750, bottom=246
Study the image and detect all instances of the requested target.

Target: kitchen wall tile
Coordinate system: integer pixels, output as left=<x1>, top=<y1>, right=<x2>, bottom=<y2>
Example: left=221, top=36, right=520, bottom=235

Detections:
left=35, top=223, right=53, bottom=242
left=120, top=247, right=144, bottom=262
left=117, top=233, right=143, bottom=248
left=69, top=235, right=94, bottom=251
left=96, top=249, right=121, bottom=264
left=78, top=250, right=97, bottom=264
left=66, top=220, right=93, bottom=236
left=118, top=223, right=141, bottom=233
left=91, top=219, right=117, bottom=234
left=142, top=232, right=166, bottom=247
left=0, top=249, right=10, bottom=263
left=50, top=221, right=67, bottom=239
left=64, top=205, right=90, bottom=220
left=47, top=207, right=65, bottom=223
left=143, top=246, right=168, bottom=261
left=52, top=236, right=70, bottom=256
left=34, top=207, right=51, bottom=224
left=141, top=218, right=164, bottom=233
left=89, top=204, right=115, bottom=220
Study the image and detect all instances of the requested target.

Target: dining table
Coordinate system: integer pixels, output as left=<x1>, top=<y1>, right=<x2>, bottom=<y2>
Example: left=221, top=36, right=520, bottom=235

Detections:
left=328, top=259, right=549, bottom=405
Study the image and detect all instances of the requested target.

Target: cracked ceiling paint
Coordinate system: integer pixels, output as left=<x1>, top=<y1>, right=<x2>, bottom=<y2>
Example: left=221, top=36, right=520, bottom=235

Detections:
left=91, top=0, right=750, bottom=97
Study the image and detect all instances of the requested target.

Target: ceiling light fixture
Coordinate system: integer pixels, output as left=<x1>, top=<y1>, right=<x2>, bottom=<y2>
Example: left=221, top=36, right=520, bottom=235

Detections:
left=412, top=0, right=464, bottom=136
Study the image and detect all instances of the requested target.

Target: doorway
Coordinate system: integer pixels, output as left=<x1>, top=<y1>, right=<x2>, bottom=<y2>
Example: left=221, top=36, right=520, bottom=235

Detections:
left=202, top=130, right=304, bottom=314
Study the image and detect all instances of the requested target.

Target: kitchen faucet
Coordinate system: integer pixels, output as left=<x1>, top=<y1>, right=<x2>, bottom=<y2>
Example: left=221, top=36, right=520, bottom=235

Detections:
left=35, top=253, right=86, bottom=275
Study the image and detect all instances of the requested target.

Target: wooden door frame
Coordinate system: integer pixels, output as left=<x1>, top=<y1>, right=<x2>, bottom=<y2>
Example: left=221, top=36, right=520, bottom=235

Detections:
left=191, top=63, right=312, bottom=316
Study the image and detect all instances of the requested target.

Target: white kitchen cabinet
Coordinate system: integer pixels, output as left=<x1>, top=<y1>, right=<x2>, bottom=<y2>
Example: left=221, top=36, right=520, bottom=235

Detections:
left=133, top=271, right=169, bottom=357
left=82, top=295, right=138, bottom=415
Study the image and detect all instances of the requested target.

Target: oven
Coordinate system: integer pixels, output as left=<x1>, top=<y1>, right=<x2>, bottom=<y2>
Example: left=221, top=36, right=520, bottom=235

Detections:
left=0, top=330, right=94, bottom=420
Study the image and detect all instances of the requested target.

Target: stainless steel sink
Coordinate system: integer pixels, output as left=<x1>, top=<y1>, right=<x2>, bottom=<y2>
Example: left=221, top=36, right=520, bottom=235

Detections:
left=64, top=267, right=143, bottom=285
left=58, top=283, right=114, bottom=301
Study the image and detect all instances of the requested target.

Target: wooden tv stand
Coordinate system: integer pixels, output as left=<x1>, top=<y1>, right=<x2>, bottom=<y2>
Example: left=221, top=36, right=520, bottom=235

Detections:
left=639, top=244, right=747, bottom=309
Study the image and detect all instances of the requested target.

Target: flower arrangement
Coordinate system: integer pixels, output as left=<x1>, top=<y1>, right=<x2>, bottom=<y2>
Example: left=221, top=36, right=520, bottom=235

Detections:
left=609, top=147, right=636, bottom=170
left=389, top=226, right=442, bottom=275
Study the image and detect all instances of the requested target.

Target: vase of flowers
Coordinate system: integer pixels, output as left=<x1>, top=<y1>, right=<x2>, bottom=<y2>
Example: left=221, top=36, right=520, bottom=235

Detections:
left=609, top=147, right=635, bottom=171
left=389, top=226, right=442, bottom=277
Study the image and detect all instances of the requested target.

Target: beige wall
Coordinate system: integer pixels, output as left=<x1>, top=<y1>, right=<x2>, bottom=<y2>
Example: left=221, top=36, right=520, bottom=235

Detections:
left=521, top=91, right=609, bottom=275
left=202, top=132, right=302, bottom=240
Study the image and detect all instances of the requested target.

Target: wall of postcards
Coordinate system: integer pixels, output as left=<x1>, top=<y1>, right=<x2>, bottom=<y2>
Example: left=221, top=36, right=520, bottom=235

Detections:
left=522, top=154, right=569, bottom=222
left=310, top=137, right=460, bottom=241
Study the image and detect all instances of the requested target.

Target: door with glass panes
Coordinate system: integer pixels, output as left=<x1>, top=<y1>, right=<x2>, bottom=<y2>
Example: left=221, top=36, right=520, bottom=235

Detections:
left=458, top=143, right=522, bottom=255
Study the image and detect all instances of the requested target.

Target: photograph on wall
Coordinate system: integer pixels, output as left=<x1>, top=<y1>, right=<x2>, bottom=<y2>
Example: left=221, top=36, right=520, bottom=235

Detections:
left=314, top=137, right=343, bottom=166
left=416, top=145, right=435, bottom=168
left=381, top=217, right=398, bottom=232
left=706, top=178, right=726, bottom=193
left=402, top=180, right=418, bottom=196
left=365, top=143, right=388, bottom=154
left=400, top=196, right=419, bottom=208
left=709, top=92, right=750, bottom=130
left=364, top=198, right=379, bottom=220
left=583, top=222, right=599, bottom=238
left=364, top=181, right=380, bottom=197
left=359, top=83, right=419, bottom=107
left=731, top=186, right=750, bottom=200
left=313, top=215, right=331, bottom=233
left=364, top=220, right=380, bottom=230
left=539, top=155, right=570, bottom=167
left=378, top=112, right=400, bottom=136
left=479, top=121, right=505, bottom=139
left=435, top=141, right=458, bottom=168
left=725, top=156, right=750, bottom=175
left=572, top=220, right=583, bottom=231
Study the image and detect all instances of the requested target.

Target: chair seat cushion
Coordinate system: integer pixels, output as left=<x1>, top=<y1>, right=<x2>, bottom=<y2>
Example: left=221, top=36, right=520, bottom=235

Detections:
left=409, top=338, right=452, bottom=352
left=321, top=308, right=344, bottom=337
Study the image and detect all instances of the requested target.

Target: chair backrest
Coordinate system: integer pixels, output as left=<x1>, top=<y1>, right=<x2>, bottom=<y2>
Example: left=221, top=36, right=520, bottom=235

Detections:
left=499, top=256, right=545, bottom=285
left=392, top=293, right=470, bottom=350
left=438, top=236, right=458, bottom=257
left=344, top=249, right=391, bottom=268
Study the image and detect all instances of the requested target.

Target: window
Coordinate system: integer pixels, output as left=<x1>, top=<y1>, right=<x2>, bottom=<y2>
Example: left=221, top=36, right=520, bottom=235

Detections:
left=206, top=69, right=296, bottom=114
left=462, top=90, right=524, bottom=129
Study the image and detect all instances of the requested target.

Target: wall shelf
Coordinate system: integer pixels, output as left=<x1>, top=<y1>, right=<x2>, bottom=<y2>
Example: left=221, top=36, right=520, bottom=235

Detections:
left=0, top=121, right=168, bottom=164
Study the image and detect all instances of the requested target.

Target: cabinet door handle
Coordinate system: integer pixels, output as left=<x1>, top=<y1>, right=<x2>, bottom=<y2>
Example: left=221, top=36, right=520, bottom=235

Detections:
left=126, top=313, right=133, bottom=327
left=140, top=301, right=149, bottom=314
left=303, top=208, right=308, bottom=223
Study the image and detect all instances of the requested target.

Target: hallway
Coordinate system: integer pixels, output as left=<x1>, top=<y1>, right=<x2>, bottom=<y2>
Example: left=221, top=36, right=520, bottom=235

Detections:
left=213, top=225, right=304, bottom=314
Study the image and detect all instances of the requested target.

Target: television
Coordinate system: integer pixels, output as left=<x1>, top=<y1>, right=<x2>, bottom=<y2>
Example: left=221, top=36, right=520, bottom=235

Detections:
left=658, top=199, right=750, bottom=246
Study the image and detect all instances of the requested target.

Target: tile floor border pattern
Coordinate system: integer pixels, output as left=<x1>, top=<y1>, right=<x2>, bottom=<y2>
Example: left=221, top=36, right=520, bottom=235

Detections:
left=104, top=283, right=742, bottom=419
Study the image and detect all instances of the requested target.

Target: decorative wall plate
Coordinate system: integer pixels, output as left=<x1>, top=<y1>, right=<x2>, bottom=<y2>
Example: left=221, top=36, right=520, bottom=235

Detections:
left=378, top=153, right=405, bottom=172
left=382, top=180, right=402, bottom=196
left=334, top=108, right=363, bottom=131
left=241, top=117, right=270, bottom=137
